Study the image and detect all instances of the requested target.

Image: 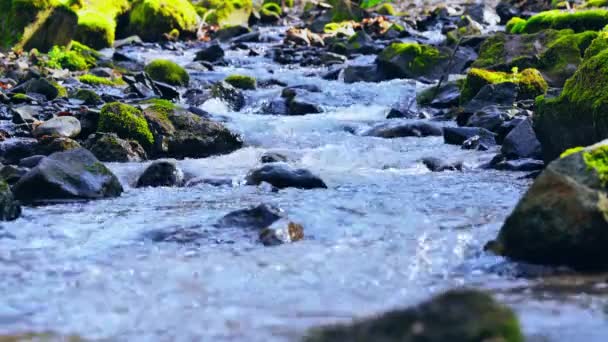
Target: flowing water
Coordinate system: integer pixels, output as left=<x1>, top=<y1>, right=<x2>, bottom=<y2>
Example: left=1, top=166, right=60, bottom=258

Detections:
left=1, top=27, right=608, bottom=341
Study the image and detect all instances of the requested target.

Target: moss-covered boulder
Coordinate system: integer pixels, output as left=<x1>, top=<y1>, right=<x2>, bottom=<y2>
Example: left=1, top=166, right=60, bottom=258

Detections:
left=511, top=9, right=608, bottom=34
left=473, top=29, right=596, bottom=86
left=144, top=59, right=189, bottom=87
left=376, top=42, right=450, bottom=81
left=304, top=289, right=523, bottom=342
left=84, top=132, right=147, bottom=162
left=224, top=74, right=256, bottom=90
left=142, top=102, right=243, bottom=159
left=13, top=148, right=123, bottom=203
left=460, top=68, right=548, bottom=104
left=73, top=88, right=102, bottom=105
left=74, top=11, right=115, bottom=49
left=199, top=0, right=253, bottom=27
left=98, top=102, right=154, bottom=150
left=535, top=48, right=608, bottom=161
left=46, top=45, right=90, bottom=71
left=128, top=0, right=199, bottom=42
left=488, top=140, right=608, bottom=270
left=1, top=1, right=78, bottom=51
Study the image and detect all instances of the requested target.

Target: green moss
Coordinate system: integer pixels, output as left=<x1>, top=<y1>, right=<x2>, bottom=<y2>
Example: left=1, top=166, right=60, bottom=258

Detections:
left=50, top=80, right=67, bottom=98
left=129, top=0, right=199, bottom=42
left=224, top=74, right=256, bottom=90
left=144, top=59, right=189, bottom=87
left=262, top=2, right=281, bottom=15
left=460, top=68, right=548, bottom=103
left=378, top=42, right=445, bottom=77
left=73, top=88, right=101, bottom=105
left=98, top=102, right=154, bottom=148
left=585, top=31, right=608, bottom=58
left=74, top=10, right=114, bottom=49
left=560, top=146, right=585, bottom=158
left=199, top=0, right=252, bottom=27
left=507, top=17, right=527, bottom=33
left=263, top=0, right=293, bottom=7
left=539, top=30, right=597, bottom=83
left=585, top=0, right=608, bottom=7
left=323, top=21, right=356, bottom=36
left=46, top=45, right=88, bottom=71
left=142, top=98, right=177, bottom=110
left=85, top=161, right=114, bottom=176
left=517, top=9, right=608, bottom=33
left=377, top=3, right=396, bottom=16
left=79, top=74, right=124, bottom=86
left=583, top=145, right=608, bottom=185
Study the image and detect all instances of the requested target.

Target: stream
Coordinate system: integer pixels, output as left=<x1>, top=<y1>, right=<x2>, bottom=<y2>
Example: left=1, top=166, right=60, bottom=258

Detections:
left=1, top=26, right=608, bottom=342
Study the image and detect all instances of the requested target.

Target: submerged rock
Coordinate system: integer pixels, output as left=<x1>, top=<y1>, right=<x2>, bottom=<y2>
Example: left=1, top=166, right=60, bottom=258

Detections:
left=488, top=140, right=608, bottom=270
left=13, top=148, right=123, bottom=203
left=136, top=160, right=184, bottom=188
left=444, top=127, right=497, bottom=147
left=0, top=180, right=21, bottom=221
left=211, top=81, right=246, bottom=111
left=246, top=164, right=327, bottom=190
left=364, top=121, right=443, bottom=138
left=259, top=219, right=304, bottom=246
left=304, top=289, right=523, bottom=342
left=216, top=203, right=283, bottom=229
left=422, top=157, right=463, bottom=172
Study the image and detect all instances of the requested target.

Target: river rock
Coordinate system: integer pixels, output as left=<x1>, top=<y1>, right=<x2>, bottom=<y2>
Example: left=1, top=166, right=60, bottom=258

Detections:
left=13, top=148, right=123, bottom=203
left=463, top=83, right=518, bottom=114
left=422, top=157, right=464, bottom=172
left=216, top=203, right=283, bottom=229
left=0, top=165, right=28, bottom=184
left=0, top=138, right=39, bottom=165
left=21, top=78, right=60, bottom=100
left=194, top=44, right=225, bottom=63
left=364, top=121, right=443, bottom=138
left=260, top=152, right=288, bottom=164
left=444, top=127, right=497, bottom=146
left=342, top=64, right=386, bottom=83
left=84, top=133, right=147, bottom=163
left=304, top=289, right=523, bottom=342
left=0, top=180, right=21, bottom=221
left=136, top=160, right=184, bottom=188
left=211, top=81, right=245, bottom=111
left=246, top=164, right=327, bottom=189
left=259, top=219, right=304, bottom=246
left=11, top=105, right=39, bottom=124
left=466, top=105, right=514, bottom=133
left=19, top=155, right=45, bottom=168
left=487, top=140, right=608, bottom=270
left=33, top=116, right=81, bottom=138
left=501, top=118, right=542, bottom=160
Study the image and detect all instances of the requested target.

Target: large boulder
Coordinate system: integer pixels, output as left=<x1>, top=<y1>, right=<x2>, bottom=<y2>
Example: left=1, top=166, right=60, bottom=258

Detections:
left=98, top=102, right=154, bottom=151
left=13, top=148, right=123, bottom=203
left=535, top=49, right=608, bottom=162
left=304, top=289, right=523, bottom=342
left=487, top=140, right=608, bottom=270
left=15, top=4, right=78, bottom=52
left=143, top=102, right=243, bottom=159
left=128, top=0, right=199, bottom=42
left=460, top=68, right=547, bottom=104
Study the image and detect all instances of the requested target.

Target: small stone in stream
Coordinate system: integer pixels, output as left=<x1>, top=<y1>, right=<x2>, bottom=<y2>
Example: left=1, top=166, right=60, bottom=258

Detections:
left=216, top=204, right=283, bottom=229
left=246, top=164, right=327, bottom=190
left=185, top=177, right=233, bottom=187
left=364, top=121, right=443, bottom=138
left=422, top=157, right=463, bottom=172
left=259, top=220, right=304, bottom=246
left=0, top=180, right=21, bottom=221
left=421, top=83, right=461, bottom=109
left=152, top=81, right=180, bottom=101
left=261, top=98, right=288, bottom=115
left=195, top=44, right=225, bottom=63
left=215, top=25, right=251, bottom=41
left=304, top=289, right=523, bottom=342
left=232, top=31, right=261, bottom=43
left=493, top=158, right=545, bottom=172
left=136, top=160, right=184, bottom=188
left=33, top=116, right=81, bottom=138
left=11, top=106, right=39, bottom=125
left=287, top=98, right=322, bottom=115
left=342, top=64, right=385, bottom=83
left=501, top=118, right=542, bottom=160
left=466, top=105, right=514, bottom=133
left=146, top=228, right=206, bottom=244
left=387, top=93, right=418, bottom=119
left=211, top=81, right=245, bottom=111
left=261, top=152, right=288, bottom=163
left=13, top=148, right=123, bottom=203
left=282, top=84, right=321, bottom=96
left=444, top=127, right=496, bottom=146
left=85, top=133, right=147, bottom=162
left=73, top=89, right=102, bottom=105
left=0, top=165, right=28, bottom=185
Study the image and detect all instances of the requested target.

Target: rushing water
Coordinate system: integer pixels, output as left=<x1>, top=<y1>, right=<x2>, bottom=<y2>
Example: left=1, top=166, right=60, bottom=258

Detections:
left=1, top=27, right=608, bottom=341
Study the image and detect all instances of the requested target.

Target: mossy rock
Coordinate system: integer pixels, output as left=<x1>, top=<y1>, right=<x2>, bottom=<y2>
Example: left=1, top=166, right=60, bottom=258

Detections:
left=376, top=3, right=396, bottom=16
left=260, top=3, right=282, bottom=23
left=18, top=4, right=79, bottom=52
left=460, top=68, right=548, bottom=104
left=263, top=0, right=293, bottom=7
left=514, top=9, right=608, bottom=33
left=79, top=74, right=124, bottom=86
left=144, top=59, right=189, bottom=87
left=535, top=48, right=608, bottom=161
left=506, top=17, right=526, bottom=33
left=585, top=30, right=608, bottom=59
left=304, top=289, right=523, bottom=342
left=327, top=0, right=364, bottom=22
left=46, top=45, right=88, bottom=71
left=74, top=10, right=115, bottom=49
left=73, top=88, right=102, bottom=105
left=473, top=29, right=593, bottom=87
left=489, top=140, right=608, bottom=270
left=98, top=102, right=154, bottom=149
left=200, top=0, right=253, bottom=27
left=224, top=74, right=256, bottom=90
left=128, top=0, right=199, bottom=42
left=377, top=42, right=454, bottom=81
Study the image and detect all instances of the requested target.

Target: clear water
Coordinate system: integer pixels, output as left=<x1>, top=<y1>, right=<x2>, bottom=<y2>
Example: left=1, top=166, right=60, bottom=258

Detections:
left=2, top=28, right=608, bottom=341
